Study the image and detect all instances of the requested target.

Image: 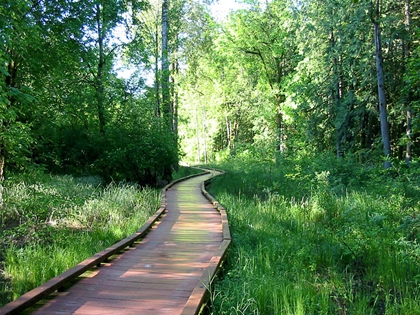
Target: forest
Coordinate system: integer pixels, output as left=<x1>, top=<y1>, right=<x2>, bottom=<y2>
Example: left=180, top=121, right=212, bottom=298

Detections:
left=2, top=0, right=420, bottom=313
left=180, top=0, right=420, bottom=167
left=1, top=0, right=420, bottom=180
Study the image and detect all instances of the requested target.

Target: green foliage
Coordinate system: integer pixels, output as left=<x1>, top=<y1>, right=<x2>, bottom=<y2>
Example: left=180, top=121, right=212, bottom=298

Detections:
left=172, top=165, right=204, bottom=180
left=207, top=155, right=420, bottom=314
left=1, top=0, right=179, bottom=185
left=178, top=0, right=420, bottom=166
left=93, top=96, right=178, bottom=185
left=406, top=42, right=420, bottom=134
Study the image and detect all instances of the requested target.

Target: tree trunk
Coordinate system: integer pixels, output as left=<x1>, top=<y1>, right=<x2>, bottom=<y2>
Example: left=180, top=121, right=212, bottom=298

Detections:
left=276, top=108, right=283, bottom=153
left=154, top=7, right=161, bottom=117
left=226, top=116, right=233, bottom=150
left=202, top=108, right=207, bottom=163
left=161, top=0, right=173, bottom=180
left=330, top=29, right=344, bottom=158
left=1, top=53, right=21, bottom=206
left=275, top=92, right=285, bottom=155
left=172, top=60, right=179, bottom=138
left=161, top=0, right=171, bottom=129
left=96, top=3, right=106, bottom=135
left=373, top=1, right=391, bottom=168
left=406, top=108, right=412, bottom=163
left=0, top=143, right=5, bottom=207
left=404, top=0, right=412, bottom=164
left=195, top=104, right=201, bottom=163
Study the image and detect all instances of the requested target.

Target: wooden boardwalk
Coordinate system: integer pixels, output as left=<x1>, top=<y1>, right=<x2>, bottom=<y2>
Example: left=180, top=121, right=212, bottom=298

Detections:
left=11, top=171, right=227, bottom=315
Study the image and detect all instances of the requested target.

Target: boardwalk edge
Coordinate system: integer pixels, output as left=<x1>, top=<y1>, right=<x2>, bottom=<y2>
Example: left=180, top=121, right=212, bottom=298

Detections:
left=181, top=169, right=231, bottom=315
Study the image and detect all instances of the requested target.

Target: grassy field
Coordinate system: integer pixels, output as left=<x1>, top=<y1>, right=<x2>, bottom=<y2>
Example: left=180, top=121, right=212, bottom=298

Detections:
left=207, top=154, right=420, bottom=314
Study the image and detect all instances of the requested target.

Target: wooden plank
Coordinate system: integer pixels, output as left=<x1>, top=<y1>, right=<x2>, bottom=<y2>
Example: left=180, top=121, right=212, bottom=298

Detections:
left=0, top=169, right=229, bottom=315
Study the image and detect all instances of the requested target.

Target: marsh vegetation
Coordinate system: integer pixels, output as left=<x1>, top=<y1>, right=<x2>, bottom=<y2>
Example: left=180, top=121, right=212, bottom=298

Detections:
left=207, top=154, right=420, bottom=314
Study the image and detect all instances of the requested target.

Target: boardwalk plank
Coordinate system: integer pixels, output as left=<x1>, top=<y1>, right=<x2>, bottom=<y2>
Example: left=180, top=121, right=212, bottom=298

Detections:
left=27, top=172, right=224, bottom=315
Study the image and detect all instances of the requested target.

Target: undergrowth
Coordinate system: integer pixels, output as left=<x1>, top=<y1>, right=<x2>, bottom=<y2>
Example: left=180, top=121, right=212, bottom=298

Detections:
left=207, top=153, right=420, bottom=314
left=0, top=172, right=160, bottom=306
left=172, top=165, right=204, bottom=180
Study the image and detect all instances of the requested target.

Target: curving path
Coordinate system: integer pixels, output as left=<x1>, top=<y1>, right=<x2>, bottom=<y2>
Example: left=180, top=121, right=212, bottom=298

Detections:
left=19, top=171, right=226, bottom=315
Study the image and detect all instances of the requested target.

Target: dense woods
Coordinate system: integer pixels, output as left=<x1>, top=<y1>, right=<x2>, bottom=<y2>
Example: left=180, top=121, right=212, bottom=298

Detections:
left=180, top=0, right=420, bottom=168
left=1, top=0, right=419, bottom=179
left=1, top=0, right=188, bottom=187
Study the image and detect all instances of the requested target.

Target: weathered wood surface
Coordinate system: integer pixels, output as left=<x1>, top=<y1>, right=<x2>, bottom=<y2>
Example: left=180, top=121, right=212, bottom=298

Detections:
left=1, top=170, right=229, bottom=315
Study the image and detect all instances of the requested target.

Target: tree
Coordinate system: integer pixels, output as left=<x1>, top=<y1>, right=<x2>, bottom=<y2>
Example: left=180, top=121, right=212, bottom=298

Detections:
left=178, top=0, right=420, bottom=165
left=404, top=0, right=412, bottom=163
left=192, top=0, right=300, bottom=158
left=1, top=0, right=40, bottom=186
left=371, top=0, right=392, bottom=168
left=232, top=1, right=298, bottom=154
left=161, top=0, right=172, bottom=128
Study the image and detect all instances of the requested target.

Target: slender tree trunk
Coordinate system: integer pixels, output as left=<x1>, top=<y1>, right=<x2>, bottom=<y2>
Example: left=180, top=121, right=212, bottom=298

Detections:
left=276, top=107, right=283, bottom=153
left=96, top=3, right=106, bottom=135
left=161, top=0, right=171, bottom=129
left=161, top=0, right=174, bottom=180
left=406, top=109, right=412, bottom=162
left=330, top=29, right=343, bottom=158
left=0, top=137, right=5, bottom=207
left=275, top=54, right=287, bottom=156
left=196, top=104, right=201, bottom=163
left=171, top=59, right=179, bottom=171
left=5, top=51, right=20, bottom=107
left=172, top=60, right=179, bottom=138
left=246, top=48, right=285, bottom=156
left=154, top=8, right=161, bottom=116
left=1, top=53, right=21, bottom=206
left=404, top=0, right=412, bottom=163
left=373, top=0, right=391, bottom=168
left=274, top=56, right=284, bottom=155
left=275, top=92, right=286, bottom=155
left=226, top=116, right=233, bottom=149
left=202, top=109, right=207, bottom=163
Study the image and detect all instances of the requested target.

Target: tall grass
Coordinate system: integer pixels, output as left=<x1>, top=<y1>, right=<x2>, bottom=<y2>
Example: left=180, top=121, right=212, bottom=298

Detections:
left=0, top=172, right=160, bottom=306
left=207, top=155, right=420, bottom=314
left=172, top=165, right=205, bottom=180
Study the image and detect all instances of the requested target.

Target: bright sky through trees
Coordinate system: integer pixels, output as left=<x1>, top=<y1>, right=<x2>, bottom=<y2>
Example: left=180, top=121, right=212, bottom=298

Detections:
left=115, top=0, right=248, bottom=79
left=210, top=0, right=249, bottom=21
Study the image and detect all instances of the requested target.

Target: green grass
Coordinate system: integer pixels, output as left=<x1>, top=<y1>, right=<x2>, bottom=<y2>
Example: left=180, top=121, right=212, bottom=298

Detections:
left=0, top=172, right=160, bottom=306
left=207, top=155, right=420, bottom=314
left=172, top=165, right=205, bottom=180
